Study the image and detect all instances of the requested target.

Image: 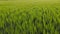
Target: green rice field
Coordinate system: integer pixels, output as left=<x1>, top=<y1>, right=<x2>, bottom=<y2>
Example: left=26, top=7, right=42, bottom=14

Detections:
left=0, top=1, right=60, bottom=34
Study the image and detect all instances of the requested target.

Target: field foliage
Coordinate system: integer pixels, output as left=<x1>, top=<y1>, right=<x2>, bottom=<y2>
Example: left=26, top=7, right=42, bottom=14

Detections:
left=0, top=2, right=60, bottom=34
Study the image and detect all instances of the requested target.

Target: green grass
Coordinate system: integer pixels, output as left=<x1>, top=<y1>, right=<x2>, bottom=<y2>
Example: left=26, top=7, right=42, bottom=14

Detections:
left=0, top=2, right=60, bottom=34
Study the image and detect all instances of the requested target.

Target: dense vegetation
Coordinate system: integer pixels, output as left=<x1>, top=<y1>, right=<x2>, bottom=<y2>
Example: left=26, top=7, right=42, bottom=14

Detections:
left=0, top=3, right=60, bottom=34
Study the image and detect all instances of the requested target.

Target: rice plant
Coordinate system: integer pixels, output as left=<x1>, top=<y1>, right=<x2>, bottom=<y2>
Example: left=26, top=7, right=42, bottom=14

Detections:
left=0, top=2, right=60, bottom=34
